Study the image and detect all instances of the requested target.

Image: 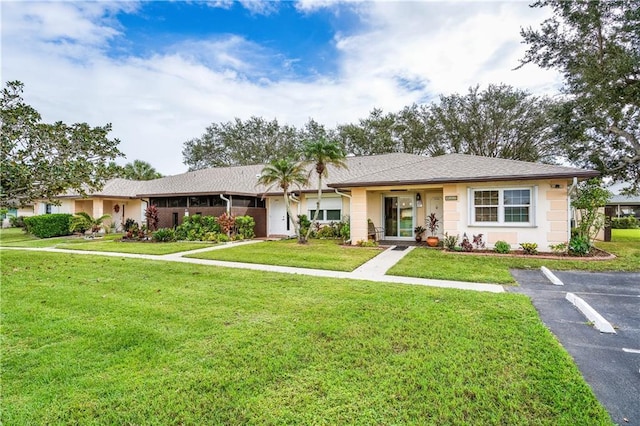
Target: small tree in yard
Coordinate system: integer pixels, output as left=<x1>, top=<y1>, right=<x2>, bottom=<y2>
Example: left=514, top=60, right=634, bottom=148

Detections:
left=571, top=179, right=611, bottom=251
left=302, top=139, right=347, bottom=241
left=258, top=158, right=309, bottom=243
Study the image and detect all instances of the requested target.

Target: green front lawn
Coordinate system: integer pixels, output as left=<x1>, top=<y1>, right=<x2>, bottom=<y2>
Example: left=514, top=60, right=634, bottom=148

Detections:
left=1, top=250, right=611, bottom=424
left=186, top=238, right=382, bottom=272
left=388, top=240, right=640, bottom=284
left=612, top=227, right=640, bottom=242
left=0, top=228, right=209, bottom=255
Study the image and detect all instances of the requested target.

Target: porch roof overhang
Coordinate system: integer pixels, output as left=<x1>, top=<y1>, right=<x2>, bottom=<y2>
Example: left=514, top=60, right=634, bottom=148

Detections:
left=327, top=170, right=600, bottom=189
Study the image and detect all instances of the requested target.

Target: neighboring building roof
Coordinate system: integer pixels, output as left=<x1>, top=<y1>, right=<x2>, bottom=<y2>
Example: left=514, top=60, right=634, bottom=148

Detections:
left=608, top=194, right=640, bottom=205
left=327, top=154, right=598, bottom=188
left=136, top=163, right=268, bottom=197
left=58, top=178, right=150, bottom=198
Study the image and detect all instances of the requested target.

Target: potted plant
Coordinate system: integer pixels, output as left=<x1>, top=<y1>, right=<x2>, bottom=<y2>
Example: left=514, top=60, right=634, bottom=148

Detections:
left=414, top=225, right=426, bottom=242
left=426, top=212, right=440, bottom=247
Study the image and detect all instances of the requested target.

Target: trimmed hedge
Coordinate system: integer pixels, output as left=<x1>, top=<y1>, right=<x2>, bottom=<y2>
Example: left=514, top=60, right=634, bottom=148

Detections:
left=23, top=214, right=73, bottom=238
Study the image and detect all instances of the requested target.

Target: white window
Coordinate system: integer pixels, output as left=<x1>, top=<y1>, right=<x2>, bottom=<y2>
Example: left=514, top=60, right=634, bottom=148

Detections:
left=306, top=197, right=342, bottom=222
left=469, top=187, right=536, bottom=226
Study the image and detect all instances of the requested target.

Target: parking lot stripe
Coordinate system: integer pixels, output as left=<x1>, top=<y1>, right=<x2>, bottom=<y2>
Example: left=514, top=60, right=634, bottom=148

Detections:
left=622, top=348, right=640, bottom=354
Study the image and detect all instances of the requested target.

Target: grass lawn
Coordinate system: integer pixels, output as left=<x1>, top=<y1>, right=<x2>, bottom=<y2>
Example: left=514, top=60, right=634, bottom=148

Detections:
left=1, top=250, right=611, bottom=424
left=612, top=227, right=640, bottom=242
left=0, top=228, right=209, bottom=255
left=388, top=239, right=640, bottom=284
left=186, top=238, right=383, bottom=272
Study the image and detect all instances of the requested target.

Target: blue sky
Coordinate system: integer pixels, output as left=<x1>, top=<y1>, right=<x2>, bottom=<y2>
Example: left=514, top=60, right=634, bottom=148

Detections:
left=1, top=1, right=560, bottom=175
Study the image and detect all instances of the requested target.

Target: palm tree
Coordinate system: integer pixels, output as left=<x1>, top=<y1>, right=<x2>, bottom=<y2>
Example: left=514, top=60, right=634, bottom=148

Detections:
left=69, top=212, right=111, bottom=236
left=257, top=158, right=308, bottom=242
left=122, top=160, right=162, bottom=180
left=302, top=139, right=347, bottom=240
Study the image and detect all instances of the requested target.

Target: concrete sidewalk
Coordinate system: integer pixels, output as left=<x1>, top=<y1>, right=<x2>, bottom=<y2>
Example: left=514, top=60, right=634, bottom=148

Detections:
left=1, top=243, right=504, bottom=293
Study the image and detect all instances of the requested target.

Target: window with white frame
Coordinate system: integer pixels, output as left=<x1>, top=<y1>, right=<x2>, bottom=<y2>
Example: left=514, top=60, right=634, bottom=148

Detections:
left=306, top=197, right=342, bottom=222
left=469, top=187, right=535, bottom=226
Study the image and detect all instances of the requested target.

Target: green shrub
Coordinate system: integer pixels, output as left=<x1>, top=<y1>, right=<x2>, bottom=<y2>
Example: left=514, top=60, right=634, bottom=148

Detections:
left=443, top=233, right=459, bottom=250
left=175, top=214, right=220, bottom=241
left=339, top=218, right=350, bottom=241
left=217, top=233, right=230, bottom=243
left=317, top=225, right=337, bottom=239
left=23, top=214, right=73, bottom=238
left=123, top=218, right=138, bottom=232
left=494, top=240, right=511, bottom=254
left=9, top=216, right=26, bottom=228
left=235, top=215, right=255, bottom=239
left=356, top=239, right=378, bottom=247
left=549, top=242, right=568, bottom=254
left=152, top=228, right=176, bottom=242
left=519, top=242, right=538, bottom=255
left=569, top=235, right=591, bottom=256
left=611, top=216, right=638, bottom=229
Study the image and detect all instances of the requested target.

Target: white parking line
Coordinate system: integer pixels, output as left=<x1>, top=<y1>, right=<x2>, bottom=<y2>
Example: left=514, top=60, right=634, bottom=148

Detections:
left=622, top=348, right=640, bottom=354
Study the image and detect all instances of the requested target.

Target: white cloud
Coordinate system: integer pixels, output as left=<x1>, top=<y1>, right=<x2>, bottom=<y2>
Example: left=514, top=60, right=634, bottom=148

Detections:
left=1, top=1, right=561, bottom=176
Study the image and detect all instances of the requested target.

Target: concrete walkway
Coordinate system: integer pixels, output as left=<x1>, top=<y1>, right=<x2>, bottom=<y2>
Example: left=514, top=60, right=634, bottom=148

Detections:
left=1, top=242, right=504, bottom=293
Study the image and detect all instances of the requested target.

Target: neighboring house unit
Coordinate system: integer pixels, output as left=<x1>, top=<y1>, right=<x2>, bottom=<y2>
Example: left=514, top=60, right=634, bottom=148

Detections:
left=608, top=193, right=640, bottom=219
left=35, top=153, right=598, bottom=247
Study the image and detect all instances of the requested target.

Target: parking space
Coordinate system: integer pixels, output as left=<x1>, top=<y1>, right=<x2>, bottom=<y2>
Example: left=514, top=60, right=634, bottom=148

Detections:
left=509, top=270, right=640, bottom=426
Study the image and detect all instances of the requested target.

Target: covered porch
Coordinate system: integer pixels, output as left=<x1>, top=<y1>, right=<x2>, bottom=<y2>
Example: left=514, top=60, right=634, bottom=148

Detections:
left=350, top=185, right=451, bottom=245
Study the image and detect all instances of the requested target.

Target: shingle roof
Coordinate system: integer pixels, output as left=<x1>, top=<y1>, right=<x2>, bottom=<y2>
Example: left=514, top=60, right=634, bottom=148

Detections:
left=73, top=154, right=598, bottom=199
left=59, top=178, right=150, bottom=198
left=609, top=194, right=640, bottom=205
left=136, top=164, right=268, bottom=196
left=327, top=154, right=599, bottom=188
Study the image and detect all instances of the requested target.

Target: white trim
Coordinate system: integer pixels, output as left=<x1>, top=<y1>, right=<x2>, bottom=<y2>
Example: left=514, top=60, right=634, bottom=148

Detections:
left=468, top=186, right=536, bottom=227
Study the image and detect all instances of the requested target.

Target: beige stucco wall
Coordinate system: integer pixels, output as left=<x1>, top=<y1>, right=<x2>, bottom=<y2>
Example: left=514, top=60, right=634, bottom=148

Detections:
left=443, top=179, right=571, bottom=249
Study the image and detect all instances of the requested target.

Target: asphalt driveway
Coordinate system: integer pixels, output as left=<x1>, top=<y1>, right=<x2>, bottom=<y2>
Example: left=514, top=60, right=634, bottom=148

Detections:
left=509, top=270, right=640, bottom=426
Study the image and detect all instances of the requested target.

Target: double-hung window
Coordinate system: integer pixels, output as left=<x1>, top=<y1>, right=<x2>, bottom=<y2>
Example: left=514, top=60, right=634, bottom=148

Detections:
left=470, top=187, right=535, bottom=226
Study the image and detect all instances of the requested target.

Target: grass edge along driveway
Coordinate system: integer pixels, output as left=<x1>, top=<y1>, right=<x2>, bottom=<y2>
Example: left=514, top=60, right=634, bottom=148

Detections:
left=1, top=250, right=612, bottom=425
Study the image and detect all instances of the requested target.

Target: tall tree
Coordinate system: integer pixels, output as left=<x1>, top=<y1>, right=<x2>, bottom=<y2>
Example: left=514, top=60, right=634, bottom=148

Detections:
left=301, top=139, right=347, bottom=240
left=123, top=160, right=162, bottom=180
left=520, top=0, right=640, bottom=192
left=393, top=104, right=445, bottom=156
left=257, top=158, right=309, bottom=243
left=337, top=108, right=397, bottom=156
left=0, top=81, right=123, bottom=208
left=182, top=117, right=301, bottom=170
left=425, top=84, right=558, bottom=162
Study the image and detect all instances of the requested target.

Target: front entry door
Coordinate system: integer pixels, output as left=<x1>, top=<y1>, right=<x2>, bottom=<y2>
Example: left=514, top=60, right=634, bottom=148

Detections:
left=384, top=195, right=414, bottom=239
left=268, top=197, right=293, bottom=236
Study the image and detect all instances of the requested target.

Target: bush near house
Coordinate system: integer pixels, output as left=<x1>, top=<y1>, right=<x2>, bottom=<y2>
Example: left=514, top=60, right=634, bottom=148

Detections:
left=23, top=214, right=73, bottom=238
left=611, top=216, right=638, bottom=229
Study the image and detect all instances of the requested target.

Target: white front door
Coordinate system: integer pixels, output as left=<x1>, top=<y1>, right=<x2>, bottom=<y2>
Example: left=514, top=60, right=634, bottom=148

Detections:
left=268, top=197, right=293, bottom=236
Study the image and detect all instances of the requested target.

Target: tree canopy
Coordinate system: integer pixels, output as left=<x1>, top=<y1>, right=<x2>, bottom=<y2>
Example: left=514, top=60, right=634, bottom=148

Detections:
left=1, top=81, right=123, bottom=208
left=183, top=83, right=559, bottom=170
left=302, top=139, right=347, bottom=240
left=520, top=0, right=640, bottom=192
left=182, top=116, right=302, bottom=170
left=122, top=160, right=163, bottom=180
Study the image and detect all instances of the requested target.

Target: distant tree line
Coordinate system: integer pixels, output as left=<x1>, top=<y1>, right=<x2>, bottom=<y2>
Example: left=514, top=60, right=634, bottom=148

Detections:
left=182, top=84, right=559, bottom=170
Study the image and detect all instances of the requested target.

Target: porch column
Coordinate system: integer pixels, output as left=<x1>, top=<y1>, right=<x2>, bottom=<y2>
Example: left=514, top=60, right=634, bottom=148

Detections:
left=92, top=200, right=103, bottom=219
left=350, top=187, right=368, bottom=245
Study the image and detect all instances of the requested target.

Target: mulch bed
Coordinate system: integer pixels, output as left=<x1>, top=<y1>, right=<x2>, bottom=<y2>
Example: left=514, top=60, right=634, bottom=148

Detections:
left=441, top=246, right=615, bottom=261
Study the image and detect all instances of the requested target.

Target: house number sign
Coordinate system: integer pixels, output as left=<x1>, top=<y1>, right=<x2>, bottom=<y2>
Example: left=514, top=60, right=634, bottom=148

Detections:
left=444, top=196, right=458, bottom=201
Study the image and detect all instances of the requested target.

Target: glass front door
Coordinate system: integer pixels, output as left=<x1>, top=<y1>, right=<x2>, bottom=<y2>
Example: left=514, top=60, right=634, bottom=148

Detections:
left=384, top=195, right=414, bottom=238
